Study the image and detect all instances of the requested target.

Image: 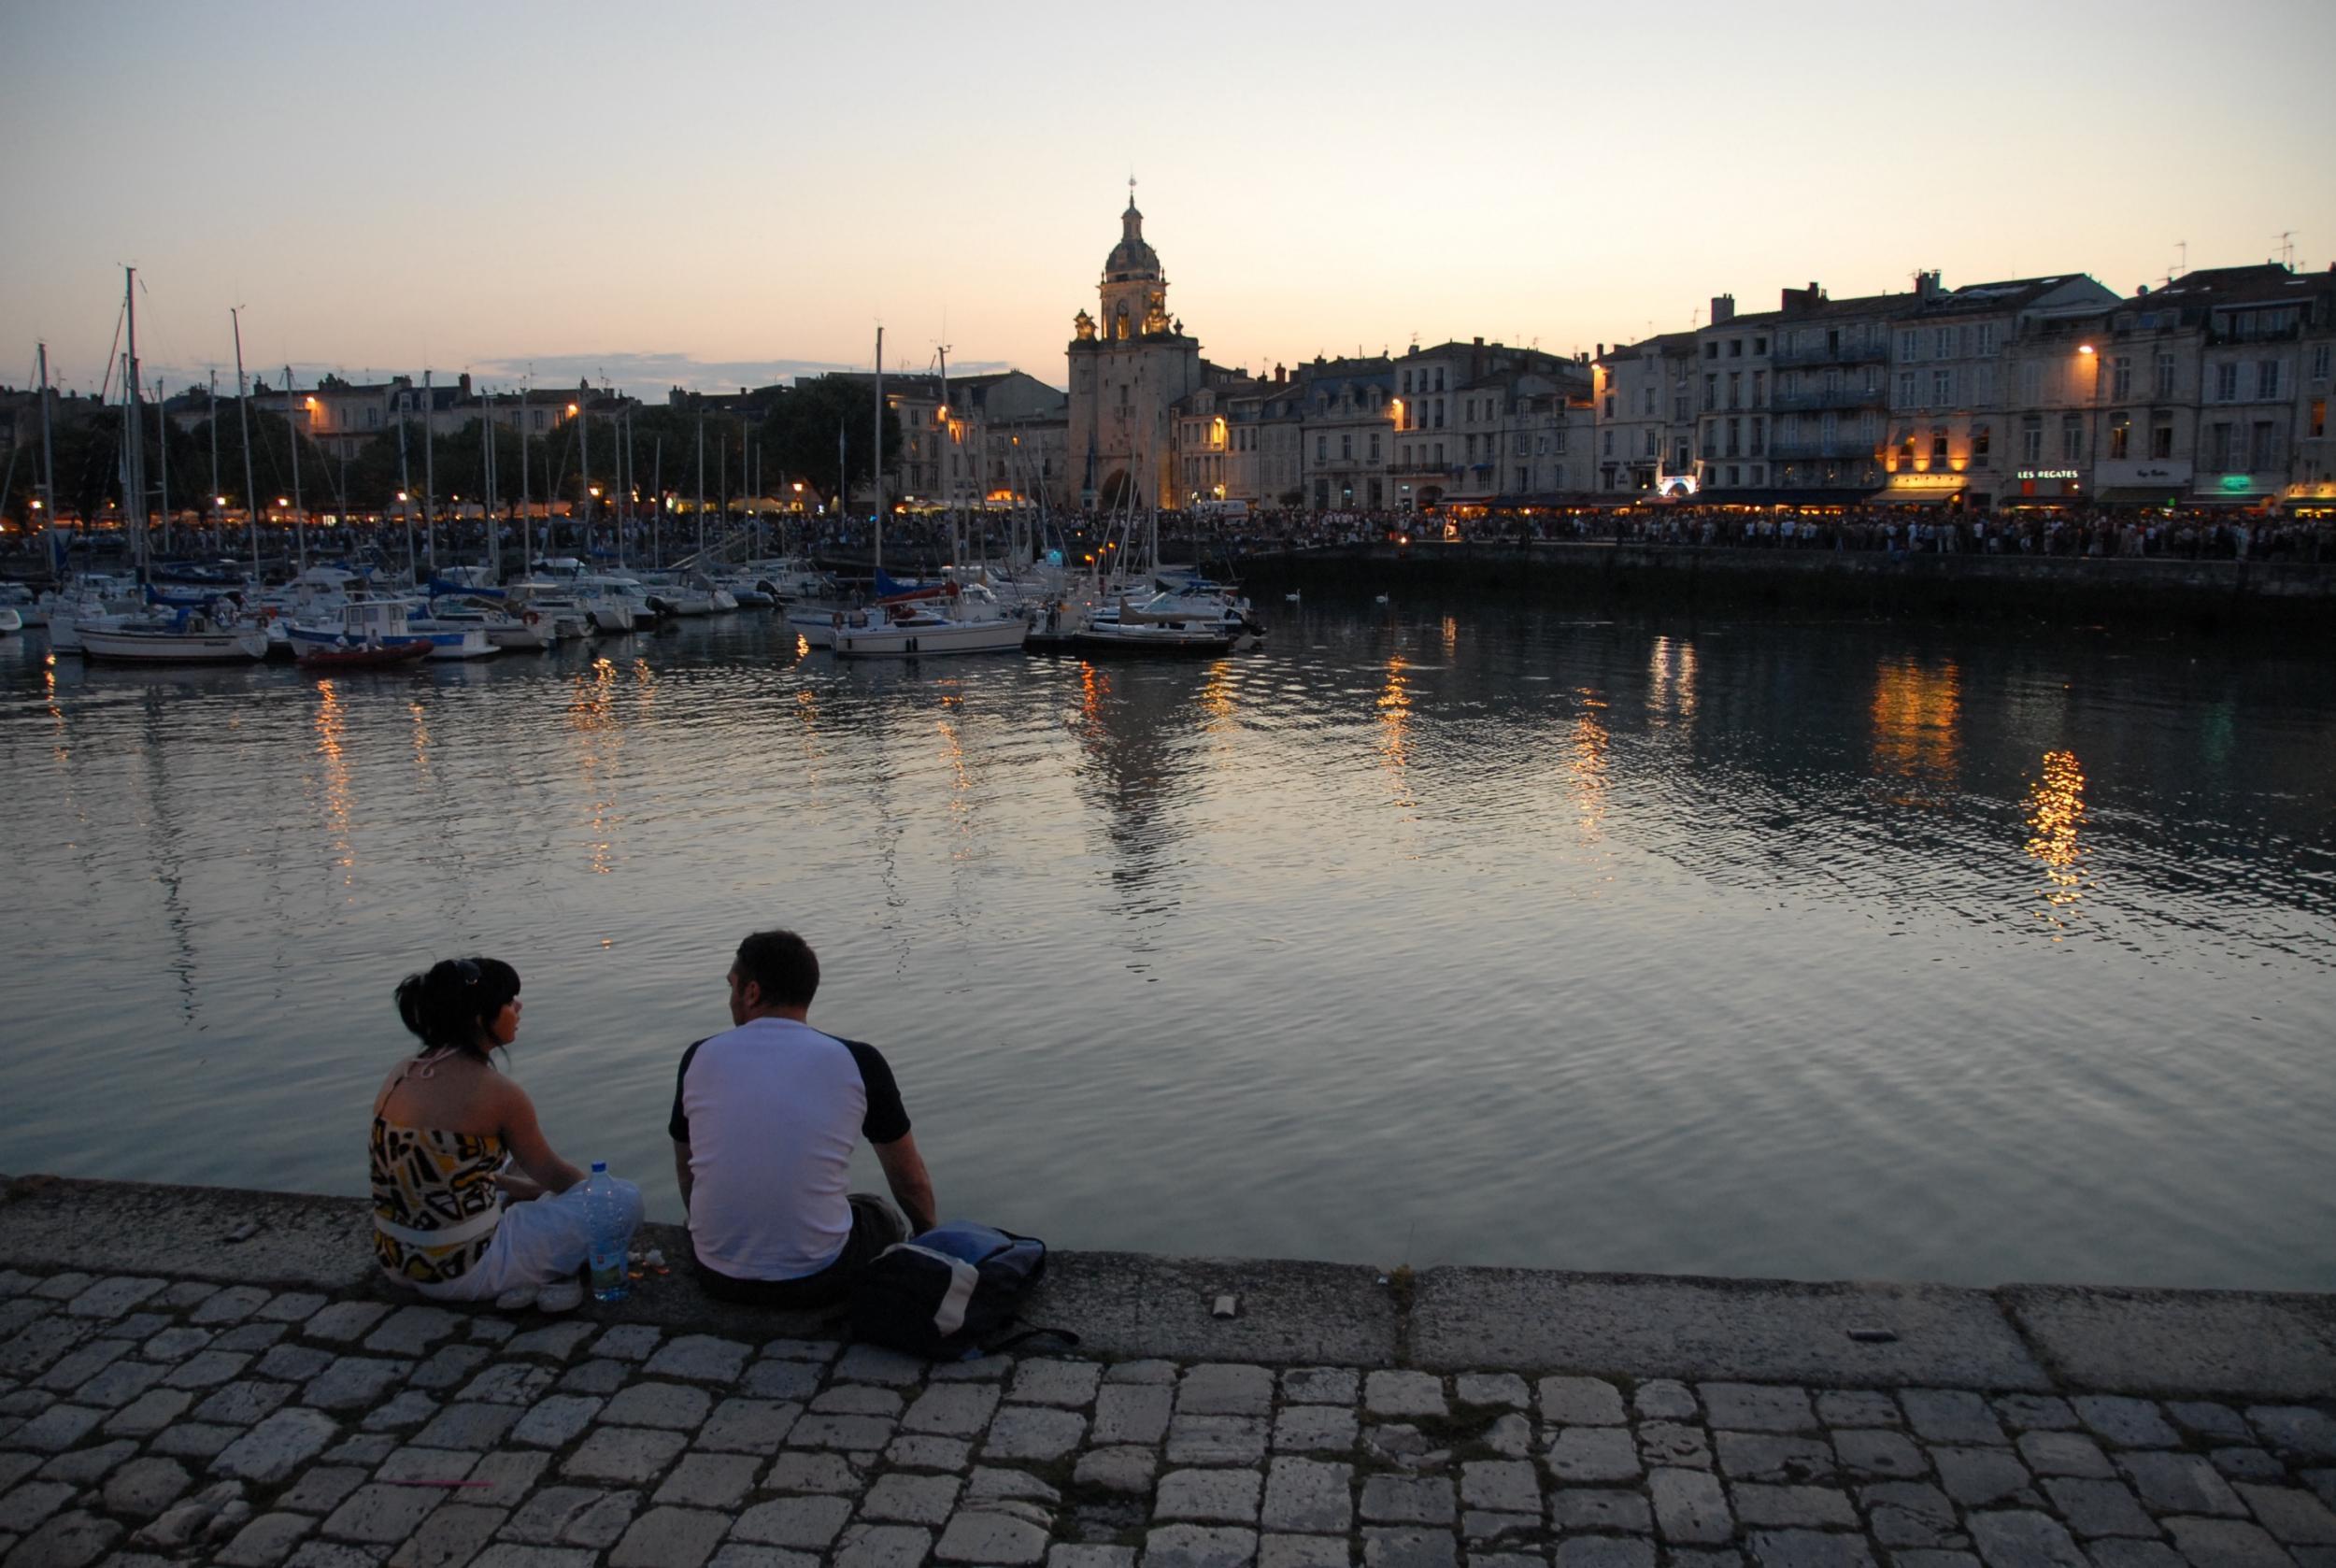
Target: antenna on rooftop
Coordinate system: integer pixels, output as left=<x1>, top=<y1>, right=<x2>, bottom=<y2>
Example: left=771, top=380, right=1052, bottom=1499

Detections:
left=2275, top=231, right=2298, bottom=269
left=2173, top=241, right=2187, bottom=280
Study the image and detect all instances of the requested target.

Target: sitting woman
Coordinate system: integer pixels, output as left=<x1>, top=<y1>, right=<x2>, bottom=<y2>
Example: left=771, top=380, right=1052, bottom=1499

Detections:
left=371, top=957, right=642, bottom=1307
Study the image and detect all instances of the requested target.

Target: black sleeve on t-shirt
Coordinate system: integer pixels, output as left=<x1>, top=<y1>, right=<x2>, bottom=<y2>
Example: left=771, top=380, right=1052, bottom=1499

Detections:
left=846, top=1039, right=912, bottom=1144
left=668, top=1037, right=709, bottom=1144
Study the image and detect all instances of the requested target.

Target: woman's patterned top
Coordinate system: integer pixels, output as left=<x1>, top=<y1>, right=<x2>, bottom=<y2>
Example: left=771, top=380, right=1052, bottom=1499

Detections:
left=369, top=1117, right=505, bottom=1285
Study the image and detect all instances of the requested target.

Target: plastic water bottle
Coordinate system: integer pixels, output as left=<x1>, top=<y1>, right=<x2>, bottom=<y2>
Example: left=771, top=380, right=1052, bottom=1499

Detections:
left=583, top=1162, right=630, bottom=1304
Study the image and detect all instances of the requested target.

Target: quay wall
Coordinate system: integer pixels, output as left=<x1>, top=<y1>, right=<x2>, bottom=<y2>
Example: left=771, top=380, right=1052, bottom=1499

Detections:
left=1224, top=542, right=2336, bottom=637
left=3, top=1177, right=2331, bottom=1399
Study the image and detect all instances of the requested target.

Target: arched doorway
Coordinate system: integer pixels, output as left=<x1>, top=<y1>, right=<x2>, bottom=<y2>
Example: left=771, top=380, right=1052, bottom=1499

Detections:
left=1099, top=469, right=1136, bottom=512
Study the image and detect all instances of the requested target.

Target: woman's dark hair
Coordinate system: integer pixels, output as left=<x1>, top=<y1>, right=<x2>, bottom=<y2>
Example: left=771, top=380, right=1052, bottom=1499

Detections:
left=393, top=957, right=520, bottom=1058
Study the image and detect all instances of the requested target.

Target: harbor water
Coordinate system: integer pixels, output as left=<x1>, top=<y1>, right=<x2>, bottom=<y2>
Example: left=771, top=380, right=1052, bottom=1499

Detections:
left=0, top=605, right=2329, bottom=1291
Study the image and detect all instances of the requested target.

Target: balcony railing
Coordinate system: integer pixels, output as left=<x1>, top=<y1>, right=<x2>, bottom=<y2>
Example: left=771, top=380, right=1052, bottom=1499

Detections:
left=1771, top=339, right=1890, bottom=368
left=1766, top=437, right=1878, bottom=461
left=1770, top=385, right=1886, bottom=412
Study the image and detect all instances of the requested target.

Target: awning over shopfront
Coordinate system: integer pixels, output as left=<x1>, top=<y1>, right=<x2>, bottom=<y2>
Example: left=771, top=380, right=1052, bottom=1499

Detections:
left=2095, top=487, right=2186, bottom=506
left=1691, top=488, right=1876, bottom=506
left=1873, top=488, right=1959, bottom=506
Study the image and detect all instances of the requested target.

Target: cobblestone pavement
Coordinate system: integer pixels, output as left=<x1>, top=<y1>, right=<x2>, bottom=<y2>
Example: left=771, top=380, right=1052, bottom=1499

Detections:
left=1, top=1266, right=2332, bottom=1568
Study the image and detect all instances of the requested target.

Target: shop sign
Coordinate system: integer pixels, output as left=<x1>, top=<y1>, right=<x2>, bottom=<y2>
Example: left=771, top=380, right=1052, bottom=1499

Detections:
left=2016, top=468, right=2079, bottom=481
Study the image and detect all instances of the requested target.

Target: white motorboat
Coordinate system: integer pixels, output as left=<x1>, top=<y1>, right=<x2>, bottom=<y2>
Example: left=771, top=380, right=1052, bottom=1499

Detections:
left=0, top=606, right=21, bottom=634
left=0, top=583, right=43, bottom=628
left=640, top=570, right=734, bottom=618
left=78, top=603, right=268, bottom=663
left=1072, top=592, right=1238, bottom=656
left=503, top=581, right=595, bottom=642
left=429, top=592, right=559, bottom=651
left=832, top=584, right=1029, bottom=659
left=284, top=599, right=434, bottom=666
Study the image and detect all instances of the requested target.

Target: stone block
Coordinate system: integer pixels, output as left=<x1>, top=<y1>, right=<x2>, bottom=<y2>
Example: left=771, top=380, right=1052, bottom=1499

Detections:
left=257, top=1346, right=335, bottom=1383
left=2072, top=1396, right=2180, bottom=1449
left=1011, top=1359, right=1103, bottom=1408
left=2248, top=1405, right=2336, bottom=1461
left=1273, top=1405, right=1356, bottom=1454
left=701, top=1395, right=801, bottom=1451
left=1729, top=1484, right=1855, bottom=1530
left=502, top=1485, right=641, bottom=1547
left=1551, top=1541, right=1653, bottom=1568
left=1856, top=1481, right=1958, bottom=1550
left=935, top=1500, right=1052, bottom=1563
left=1259, top=1458, right=1349, bottom=1534
left=1179, top=1364, right=1275, bottom=1418
left=64, top=1276, right=166, bottom=1319
left=562, top=1426, right=687, bottom=1484
left=1075, top=1446, right=1159, bottom=1496
left=2016, top=1431, right=2113, bottom=1479
left=1367, top=1372, right=1447, bottom=1419
left=102, top=1455, right=193, bottom=1517
left=6, top=1509, right=121, bottom=1568
left=502, top=1321, right=595, bottom=1361
left=834, top=1522, right=935, bottom=1568
left=37, top=1437, right=135, bottom=1485
left=1649, top=1466, right=1731, bottom=1545
left=905, top=1383, right=1003, bottom=1437
left=1158, top=1468, right=1263, bottom=1524
left=304, top=1357, right=411, bottom=1413
left=411, top=1401, right=520, bottom=1450
left=1813, top=1390, right=1899, bottom=1430
left=9, top=1403, right=103, bottom=1451
left=1094, top=1384, right=1173, bottom=1447
left=1700, top=1383, right=1815, bottom=1433
left=591, top=1325, right=662, bottom=1361
left=1715, top=1433, right=1832, bottom=1485
left=2041, top=1476, right=2156, bottom=1537
left=1932, top=1447, right=2035, bottom=1508
left=1281, top=1368, right=1358, bottom=1405
left=764, top=1450, right=863, bottom=1492
left=833, top=1345, right=926, bottom=1387
left=456, top=1361, right=557, bottom=1406
left=1635, top=1378, right=1699, bottom=1421
left=1545, top=1427, right=1638, bottom=1484
left=1360, top=1475, right=1454, bottom=1526
left=279, top=1465, right=368, bottom=1513
left=1460, top=1461, right=1536, bottom=1516
left=643, top=1334, right=752, bottom=1385
left=511, top=1394, right=603, bottom=1448
left=211, top=1407, right=341, bottom=1483
left=813, top=1384, right=906, bottom=1417
left=2161, top=1517, right=2293, bottom=1566
left=1145, top=1522, right=1259, bottom=1568
left=1964, top=1510, right=2089, bottom=1567
left=890, top=1434, right=975, bottom=1473
left=558, top=1358, right=631, bottom=1395
left=2116, top=1451, right=2246, bottom=1517
left=406, top=1345, right=491, bottom=1390
left=862, top=1471, right=963, bottom=1525
left=1551, top=1489, right=1651, bottom=1534
left=1832, top=1428, right=1925, bottom=1479
left=760, top=1336, right=841, bottom=1362
left=1255, top=1536, right=1344, bottom=1568
left=164, top=1349, right=252, bottom=1389
left=362, top=1391, right=438, bottom=1433
left=389, top=1501, right=505, bottom=1568
left=789, top=1411, right=896, bottom=1451
left=743, top=1359, right=822, bottom=1401
left=1899, top=1390, right=2005, bottom=1447
left=1636, top=1420, right=1709, bottom=1470
left=1738, top=1531, right=1874, bottom=1567
left=1538, top=1376, right=1625, bottom=1426
left=1360, top=1527, right=1453, bottom=1568
left=2232, top=1481, right=2336, bottom=1545
left=362, top=1307, right=463, bottom=1357
left=984, top=1405, right=1086, bottom=1461
left=215, top=1509, right=317, bottom=1567
left=2163, top=1401, right=2249, bottom=1443
left=602, top=1380, right=712, bottom=1431
left=608, top=1504, right=729, bottom=1568
left=320, top=1482, right=445, bottom=1544
left=1172, top=1414, right=1270, bottom=1466
left=300, top=1303, right=390, bottom=1344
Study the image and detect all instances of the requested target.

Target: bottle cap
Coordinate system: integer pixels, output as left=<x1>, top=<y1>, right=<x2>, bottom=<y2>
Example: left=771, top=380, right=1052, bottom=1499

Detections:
left=591, top=1161, right=608, bottom=1173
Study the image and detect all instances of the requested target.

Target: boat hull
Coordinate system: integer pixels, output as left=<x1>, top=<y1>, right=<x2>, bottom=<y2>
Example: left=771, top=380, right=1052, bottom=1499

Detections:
left=78, top=625, right=269, bottom=663
left=294, top=640, right=432, bottom=669
left=832, top=618, right=1029, bottom=658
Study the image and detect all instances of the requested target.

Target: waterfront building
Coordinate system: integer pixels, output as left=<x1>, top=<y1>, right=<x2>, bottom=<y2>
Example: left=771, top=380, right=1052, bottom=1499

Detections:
left=1593, top=332, right=1698, bottom=495
left=1879, top=272, right=2118, bottom=511
left=1760, top=284, right=1887, bottom=503
left=1066, top=194, right=1208, bottom=509
left=1387, top=339, right=1583, bottom=512
left=1295, top=355, right=1396, bottom=512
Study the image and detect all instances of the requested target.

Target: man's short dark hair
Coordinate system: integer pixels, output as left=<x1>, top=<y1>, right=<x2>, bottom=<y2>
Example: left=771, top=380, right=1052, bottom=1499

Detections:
left=735, top=929, right=819, bottom=1009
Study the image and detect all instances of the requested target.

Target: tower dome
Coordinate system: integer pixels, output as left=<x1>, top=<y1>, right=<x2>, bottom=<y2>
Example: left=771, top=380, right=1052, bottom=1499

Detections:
left=1104, top=197, right=1160, bottom=282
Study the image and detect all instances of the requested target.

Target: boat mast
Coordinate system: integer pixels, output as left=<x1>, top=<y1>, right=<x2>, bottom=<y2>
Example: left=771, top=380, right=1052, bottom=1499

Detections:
left=154, top=378, right=170, bottom=558
left=574, top=391, right=591, bottom=558
left=231, top=309, right=259, bottom=579
left=36, top=344, right=56, bottom=536
left=422, top=370, right=438, bottom=573
left=286, top=365, right=306, bottom=573
left=122, top=267, right=146, bottom=582
left=518, top=382, right=530, bottom=571
left=873, top=325, right=884, bottom=577
left=938, top=344, right=956, bottom=573
left=397, top=407, right=415, bottom=580
left=484, top=392, right=498, bottom=577
left=614, top=409, right=628, bottom=570
left=695, top=417, right=706, bottom=563
left=206, top=369, right=221, bottom=555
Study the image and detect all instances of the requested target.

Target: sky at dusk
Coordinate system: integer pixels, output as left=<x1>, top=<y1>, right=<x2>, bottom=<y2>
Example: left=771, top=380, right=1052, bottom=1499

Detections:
left=6, top=0, right=2334, bottom=403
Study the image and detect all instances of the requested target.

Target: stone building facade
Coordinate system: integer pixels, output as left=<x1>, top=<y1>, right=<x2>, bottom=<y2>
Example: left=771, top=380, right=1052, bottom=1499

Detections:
left=1066, top=195, right=1206, bottom=510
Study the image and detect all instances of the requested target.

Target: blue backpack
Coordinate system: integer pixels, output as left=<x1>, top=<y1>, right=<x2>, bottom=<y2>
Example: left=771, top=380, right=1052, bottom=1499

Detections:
left=847, top=1221, right=1073, bottom=1360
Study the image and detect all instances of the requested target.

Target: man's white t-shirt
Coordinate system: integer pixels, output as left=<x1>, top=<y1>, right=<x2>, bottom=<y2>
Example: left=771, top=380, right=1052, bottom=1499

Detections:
left=668, top=1017, right=912, bottom=1280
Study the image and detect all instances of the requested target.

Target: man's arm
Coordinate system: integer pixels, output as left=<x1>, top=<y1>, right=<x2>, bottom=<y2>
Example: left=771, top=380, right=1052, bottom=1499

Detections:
left=871, top=1133, right=935, bottom=1234
left=671, top=1139, right=693, bottom=1217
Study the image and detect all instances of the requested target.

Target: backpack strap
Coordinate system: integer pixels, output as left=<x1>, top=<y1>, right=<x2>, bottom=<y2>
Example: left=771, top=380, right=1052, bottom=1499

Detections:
left=980, top=1321, right=1080, bottom=1357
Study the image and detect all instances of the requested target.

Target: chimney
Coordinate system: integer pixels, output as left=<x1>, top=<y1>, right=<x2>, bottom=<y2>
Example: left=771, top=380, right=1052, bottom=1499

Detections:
left=1916, top=270, right=1943, bottom=300
left=1474, top=335, right=1484, bottom=346
left=1711, top=294, right=1735, bottom=325
left=458, top=372, right=473, bottom=396
left=1596, top=343, right=1605, bottom=358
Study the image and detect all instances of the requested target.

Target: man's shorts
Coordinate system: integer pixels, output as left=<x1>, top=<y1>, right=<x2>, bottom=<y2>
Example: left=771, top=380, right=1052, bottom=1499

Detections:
left=691, top=1192, right=910, bottom=1309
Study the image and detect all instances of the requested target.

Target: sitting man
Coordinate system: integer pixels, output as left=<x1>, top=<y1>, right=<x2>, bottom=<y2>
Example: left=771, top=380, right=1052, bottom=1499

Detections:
left=670, top=928, right=937, bottom=1306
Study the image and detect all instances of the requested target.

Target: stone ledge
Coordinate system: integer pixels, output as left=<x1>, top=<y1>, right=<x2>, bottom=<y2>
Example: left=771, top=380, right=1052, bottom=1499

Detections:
left=5, top=1176, right=2331, bottom=1399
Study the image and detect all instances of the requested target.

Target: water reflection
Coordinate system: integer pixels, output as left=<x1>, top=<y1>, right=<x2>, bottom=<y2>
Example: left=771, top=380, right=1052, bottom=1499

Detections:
left=1646, top=634, right=1700, bottom=726
left=2025, top=748, right=2089, bottom=936
left=1570, top=687, right=1610, bottom=844
left=1870, top=656, right=1962, bottom=806
left=569, top=657, right=622, bottom=876
left=313, top=679, right=355, bottom=889
left=1377, top=655, right=1416, bottom=813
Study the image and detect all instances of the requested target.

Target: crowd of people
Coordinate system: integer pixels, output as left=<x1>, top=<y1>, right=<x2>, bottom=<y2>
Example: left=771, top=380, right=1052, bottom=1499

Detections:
left=6, top=500, right=2331, bottom=580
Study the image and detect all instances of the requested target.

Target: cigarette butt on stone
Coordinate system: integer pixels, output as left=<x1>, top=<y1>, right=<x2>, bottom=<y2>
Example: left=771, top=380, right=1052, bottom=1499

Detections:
left=1212, top=1294, right=1238, bottom=1319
